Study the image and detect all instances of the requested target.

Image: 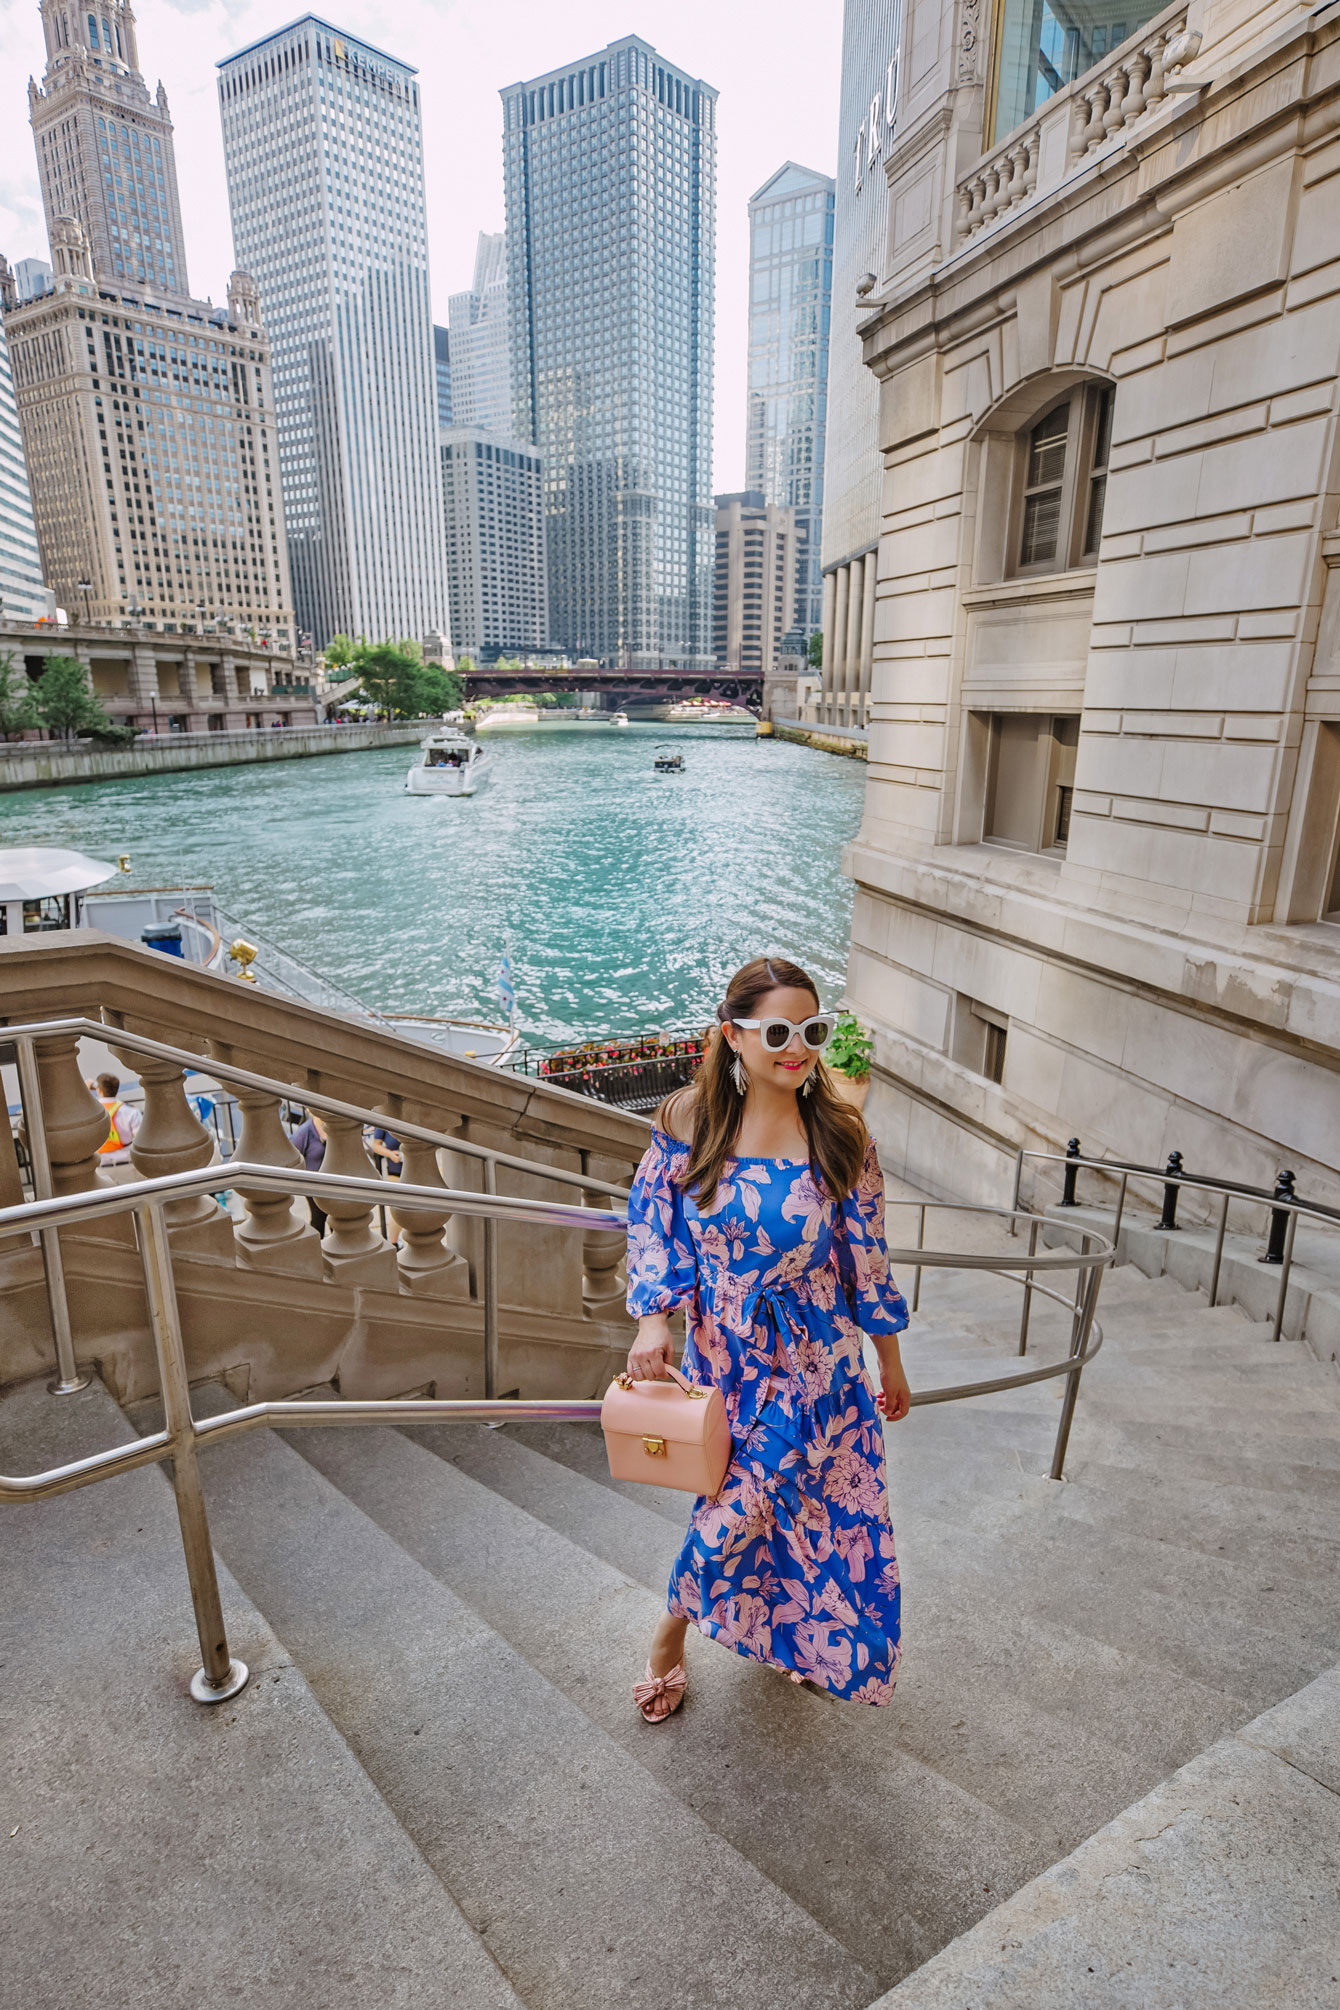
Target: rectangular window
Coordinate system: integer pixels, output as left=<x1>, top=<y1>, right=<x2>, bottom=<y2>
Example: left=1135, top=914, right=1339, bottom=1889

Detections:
left=951, top=994, right=1009, bottom=1084
left=989, top=0, right=1164, bottom=146
left=982, top=713, right=1080, bottom=853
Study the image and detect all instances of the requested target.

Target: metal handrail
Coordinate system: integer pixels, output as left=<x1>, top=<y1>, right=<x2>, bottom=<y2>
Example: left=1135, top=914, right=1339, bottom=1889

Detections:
left=1010, top=1144, right=1337, bottom=1341
left=0, top=1170, right=1111, bottom=1705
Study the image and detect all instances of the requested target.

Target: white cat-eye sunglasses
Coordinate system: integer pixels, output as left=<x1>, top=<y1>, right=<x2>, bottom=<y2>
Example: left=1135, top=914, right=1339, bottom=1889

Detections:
left=726, top=1013, right=836, bottom=1053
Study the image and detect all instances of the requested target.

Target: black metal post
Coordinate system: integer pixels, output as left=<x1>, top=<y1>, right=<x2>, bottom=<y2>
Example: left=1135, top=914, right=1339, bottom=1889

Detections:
left=1261, top=1170, right=1295, bottom=1265
left=1059, top=1138, right=1082, bottom=1208
left=1156, top=1151, right=1184, bottom=1230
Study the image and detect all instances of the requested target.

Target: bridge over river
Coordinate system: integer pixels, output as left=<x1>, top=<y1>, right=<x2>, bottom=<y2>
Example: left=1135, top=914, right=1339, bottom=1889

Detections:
left=461, top=662, right=763, bottom=710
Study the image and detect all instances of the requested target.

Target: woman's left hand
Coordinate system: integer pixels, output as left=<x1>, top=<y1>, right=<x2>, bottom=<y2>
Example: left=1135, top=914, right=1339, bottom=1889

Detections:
left=874, top=1354, right=911, bottom=1423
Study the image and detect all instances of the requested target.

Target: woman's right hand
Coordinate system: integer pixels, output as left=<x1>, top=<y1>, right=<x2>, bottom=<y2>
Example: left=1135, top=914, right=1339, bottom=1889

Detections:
left=627, top=1314, right=675, bottom=1381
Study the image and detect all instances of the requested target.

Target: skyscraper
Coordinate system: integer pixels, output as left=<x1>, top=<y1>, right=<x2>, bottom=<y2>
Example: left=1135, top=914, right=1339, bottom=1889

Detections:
left=441, top=427, right=547, bottom=662
left=218, top=20, right=448, bottom=652
left=6, top=2, right=293, bottom=640
left=712, top=491, right=797, bottom=679
left=0, top=269, right=51, bottom=624
left=433, top=325, right=453, bottom=427
left=447, top=232, right=512, bottom=436
left=28, top=0, right=189, bottom=297
left=745, top=164, right=834, bottom=644
left=502, top=38, right=716, bottom=667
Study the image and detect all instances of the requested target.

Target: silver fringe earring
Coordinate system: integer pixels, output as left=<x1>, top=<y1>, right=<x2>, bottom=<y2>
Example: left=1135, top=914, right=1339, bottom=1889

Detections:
left=731, top=1053, right=748, bottom=1096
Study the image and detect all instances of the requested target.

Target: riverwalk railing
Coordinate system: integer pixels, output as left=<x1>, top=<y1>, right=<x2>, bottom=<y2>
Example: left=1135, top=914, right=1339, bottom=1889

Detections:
left=0, top=1161, right=1111, bottom=1703
left=1010, top=1141, right=1340, bottom=1342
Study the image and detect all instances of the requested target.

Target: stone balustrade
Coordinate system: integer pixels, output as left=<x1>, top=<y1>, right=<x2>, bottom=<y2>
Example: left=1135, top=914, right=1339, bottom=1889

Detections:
left=0, top=931, right=651, bottom=1405
left=955, top=5, right=1194, bottom=246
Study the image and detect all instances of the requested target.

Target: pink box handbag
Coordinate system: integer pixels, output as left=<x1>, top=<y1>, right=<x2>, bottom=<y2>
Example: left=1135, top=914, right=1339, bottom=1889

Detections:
left=600, top=1361, right=732, bottom=1498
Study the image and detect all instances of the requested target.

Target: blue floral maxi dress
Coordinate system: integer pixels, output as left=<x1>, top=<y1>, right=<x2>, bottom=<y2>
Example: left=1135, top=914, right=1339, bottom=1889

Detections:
left=625, top=1129, right=909, bottom=1705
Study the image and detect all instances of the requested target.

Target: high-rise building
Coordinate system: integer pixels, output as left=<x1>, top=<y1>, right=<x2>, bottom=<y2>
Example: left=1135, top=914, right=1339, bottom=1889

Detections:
left=0, top=270, right=51, bottom=624
left=5, top=226, right=293, bottom=637
left=14, top=259, right=54, bottom=305
left=218, top=20, right=449, bottom=653
left=501, top=38, right=716, bottom=667
left=447, top=232, right=512, bottom=436
left=712, top=491, right=797, bottom=679
left=745, top=164, right=834, bottom=645
left=433, top=325, right=453, bottom=427
left=440, top=426, right=547, bottom=662
left=817, top=0, right=902, bottom=728
left=27, top=0, right=189, bottom=297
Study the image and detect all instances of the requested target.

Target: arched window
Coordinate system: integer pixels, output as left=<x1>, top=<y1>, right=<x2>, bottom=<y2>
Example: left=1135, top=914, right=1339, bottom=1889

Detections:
left=87, top=12, right=99, bottom=48
left=1012, top=385, right=1113, bottom=575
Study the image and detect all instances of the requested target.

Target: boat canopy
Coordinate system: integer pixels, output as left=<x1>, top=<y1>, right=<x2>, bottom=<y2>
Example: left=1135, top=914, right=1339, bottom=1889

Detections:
left=0, top=847, right=118, bottom=903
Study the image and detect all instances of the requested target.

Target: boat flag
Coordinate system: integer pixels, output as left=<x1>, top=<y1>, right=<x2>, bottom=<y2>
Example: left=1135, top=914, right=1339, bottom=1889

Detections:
left=498, top=951, right=517, bottom=1025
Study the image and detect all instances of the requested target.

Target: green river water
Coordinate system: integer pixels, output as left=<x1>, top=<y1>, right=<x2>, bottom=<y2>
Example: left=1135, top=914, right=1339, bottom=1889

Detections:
left=4, top=726, right=867, bottom=1046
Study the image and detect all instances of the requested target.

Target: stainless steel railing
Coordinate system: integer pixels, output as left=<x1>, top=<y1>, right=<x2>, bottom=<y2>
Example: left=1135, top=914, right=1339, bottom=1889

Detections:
left=2, top=1014, right=635, bottom=1401
left=0, top=1166, right=1111, bottom=1705
left=1010, top=1143, right=1338, bottom=1342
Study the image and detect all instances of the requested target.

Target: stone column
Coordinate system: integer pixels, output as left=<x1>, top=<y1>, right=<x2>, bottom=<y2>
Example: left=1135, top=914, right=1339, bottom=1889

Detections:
left=845, top=556, right=865, bottom=724
left=31, top=1033, right=134, bottom=1243
left=112, top=1045, right=232, bottom=1254
left=860, top=551, right=878, bottom=724
left=129, top=643, right=158, bottom=714
left=829, top=564, right=850, bottom=725
left=391, top=1102, right=470, bottom=1299
left=317, top=1111, right=398, bottom=1288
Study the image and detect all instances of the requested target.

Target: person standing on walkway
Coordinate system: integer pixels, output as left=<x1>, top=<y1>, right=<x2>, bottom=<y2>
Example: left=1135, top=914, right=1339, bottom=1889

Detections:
left=94, top=1073, right=142, bottom=1172
left=289, top=1108, right=328, bottom=1234
left=624, top=955, right=911, bottom=1722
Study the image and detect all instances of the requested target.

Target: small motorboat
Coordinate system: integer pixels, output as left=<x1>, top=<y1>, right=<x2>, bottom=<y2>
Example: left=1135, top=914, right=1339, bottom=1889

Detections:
left=654, top=752, right=685, bottom=773
left=406, top=728, right=491, bottom=796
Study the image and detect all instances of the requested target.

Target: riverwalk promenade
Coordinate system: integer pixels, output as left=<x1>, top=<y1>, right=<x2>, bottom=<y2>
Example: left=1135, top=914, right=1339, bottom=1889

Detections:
left=0, top=721, right=426, bottom=792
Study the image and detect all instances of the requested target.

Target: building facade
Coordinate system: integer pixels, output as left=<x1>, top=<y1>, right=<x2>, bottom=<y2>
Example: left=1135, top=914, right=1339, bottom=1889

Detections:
left=433, top=324, right=452, bottom=427
left=440, top=426, right=547, bottom=662
left=5, top=229, right=293, bottom=639
left=501, top=37, right=716, bottom=668
left=28, top=0, right=189, bottom=298
left=841, top=0, right=1340, bottom=1214
left=447, top=233, right=512, bottom=436
left=712, top=491, right=798, bottom=680
left=218, top=19, right=449, bottom=653
left=745, top=163, right=834, bottom=645
left=14, top=260, right=54, bottom=305
left=0, top=275, right=51, bottom=624
left=816, top=0, right=904, bottom=729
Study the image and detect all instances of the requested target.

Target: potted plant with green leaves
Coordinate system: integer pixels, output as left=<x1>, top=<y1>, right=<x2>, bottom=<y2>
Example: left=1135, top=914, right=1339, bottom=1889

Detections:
left=826, top=1010, right=874, bottom=1112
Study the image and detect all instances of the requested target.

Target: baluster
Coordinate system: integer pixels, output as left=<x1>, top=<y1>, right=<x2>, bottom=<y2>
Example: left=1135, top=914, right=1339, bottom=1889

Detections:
left=981, top=163, right=1003, bottom=223
left=391, top=1102, right=469, bottom=1298
left=1082, top=84, right=1109, bottom=152
left=1121, top=48, right=1150, bottom=124
left=112, top=1044, right=231, bottom=1252
left=954, top=182, right=973, bottom=243
left=1067, top=94, right=1091, bottom=164
left=317, top=1109, right=397, bottom=1286
left=225, top=1076, right=323, bottom=1276
left=1102, top=67, right=1127, bottom=138
left=30, top=1031, right=135, bottom=1254
left=1004, top=143, right=1027, bottom=211
left=1145, top=31, right=1171, bottom=109
left=1023, top=132, right=1039, bottom=197
left=582, top=1153, right=632, bottom=1321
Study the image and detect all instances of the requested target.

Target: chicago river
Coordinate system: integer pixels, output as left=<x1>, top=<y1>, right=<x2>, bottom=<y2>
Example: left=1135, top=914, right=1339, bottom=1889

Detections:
left=9, top=726, right=865, bottom=1045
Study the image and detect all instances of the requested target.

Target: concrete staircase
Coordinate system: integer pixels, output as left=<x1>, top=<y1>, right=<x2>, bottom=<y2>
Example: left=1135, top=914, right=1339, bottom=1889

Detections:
left=4, top=1259, right=1339, bottom=2007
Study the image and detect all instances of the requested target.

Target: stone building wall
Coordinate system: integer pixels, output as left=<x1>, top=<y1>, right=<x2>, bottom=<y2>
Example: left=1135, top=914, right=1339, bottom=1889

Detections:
left=843, top=0, right=1340, bottom=1210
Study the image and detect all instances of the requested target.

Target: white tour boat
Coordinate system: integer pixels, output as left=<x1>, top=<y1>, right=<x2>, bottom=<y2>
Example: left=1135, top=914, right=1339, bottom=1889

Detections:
left=405, top=728, right=491, bottom=796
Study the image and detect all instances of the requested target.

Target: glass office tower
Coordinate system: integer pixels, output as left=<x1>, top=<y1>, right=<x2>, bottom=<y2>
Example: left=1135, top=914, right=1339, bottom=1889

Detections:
left=501, top=37, right=716, bottom=667
left=448, top=233, right=512, bottom=437
left=745, top=162, right=834, bottom=644
left=218, top=19, right=448, bottom=650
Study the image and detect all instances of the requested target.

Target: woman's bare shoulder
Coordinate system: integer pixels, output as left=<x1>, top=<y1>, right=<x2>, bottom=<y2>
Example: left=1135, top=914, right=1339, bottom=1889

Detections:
left=659, top=1087, right=698, bottom=1145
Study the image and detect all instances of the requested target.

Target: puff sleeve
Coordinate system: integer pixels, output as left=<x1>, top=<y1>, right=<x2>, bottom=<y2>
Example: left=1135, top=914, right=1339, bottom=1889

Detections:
left=625, top=1127, right=699, bottom=1318
left=835, top=1138, right=909, bottom=1335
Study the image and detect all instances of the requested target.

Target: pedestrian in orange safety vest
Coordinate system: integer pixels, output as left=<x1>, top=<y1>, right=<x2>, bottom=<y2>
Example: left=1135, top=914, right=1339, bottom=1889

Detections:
left=95, top=1072, right=142, bottom=1166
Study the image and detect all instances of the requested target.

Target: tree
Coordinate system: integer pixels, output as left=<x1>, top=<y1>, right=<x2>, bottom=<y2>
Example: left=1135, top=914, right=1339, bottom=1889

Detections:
left=34, top=655, right=110, bottom=741
left=0, top=652, right=37, bottom=740
left=344, top=640, right=462, bottom=718
left=807, top=630, right=824, bottom=669
left=412, top=662, right=464, bottom=714
left=325, top=633, right=355, bottom=670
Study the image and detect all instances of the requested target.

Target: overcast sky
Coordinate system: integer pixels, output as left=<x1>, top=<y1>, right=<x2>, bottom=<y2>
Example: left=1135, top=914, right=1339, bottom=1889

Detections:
left=0, top=0, right=843, bottom=492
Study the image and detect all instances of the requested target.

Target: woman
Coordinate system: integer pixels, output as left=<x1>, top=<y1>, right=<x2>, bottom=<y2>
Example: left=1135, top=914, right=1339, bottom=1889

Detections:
left=624, top=955, right=911, bottom=1723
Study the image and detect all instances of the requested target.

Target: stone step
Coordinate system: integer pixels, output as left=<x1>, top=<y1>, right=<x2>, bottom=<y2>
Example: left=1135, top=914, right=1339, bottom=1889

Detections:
left=186, top=1399, right=877, bottom=2010
left=388, top=1420, right=1251, bottom=1861
left=296, top=1416, right=1051, bottom=1992
left=0, top=1376, right=524, bottom=2010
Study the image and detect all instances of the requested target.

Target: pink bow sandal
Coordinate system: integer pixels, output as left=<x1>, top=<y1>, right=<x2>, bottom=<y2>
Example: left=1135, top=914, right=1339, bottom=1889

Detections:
left=634, top=1660, right=687, bottom=1723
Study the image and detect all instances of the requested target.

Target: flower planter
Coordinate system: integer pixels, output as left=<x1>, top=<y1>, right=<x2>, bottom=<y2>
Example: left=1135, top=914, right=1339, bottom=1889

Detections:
left=830, top=1071, right=870, bottom=1114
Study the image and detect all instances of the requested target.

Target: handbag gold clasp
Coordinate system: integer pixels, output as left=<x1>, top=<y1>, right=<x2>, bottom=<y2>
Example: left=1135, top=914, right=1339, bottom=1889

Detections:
left=642, top=1436, right=666, bottom=1457
left=615, top=1372, right=634, bottom=1390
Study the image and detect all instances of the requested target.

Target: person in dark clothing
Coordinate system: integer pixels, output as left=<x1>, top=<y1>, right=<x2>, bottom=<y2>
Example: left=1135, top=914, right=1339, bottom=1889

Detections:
left=290, top=1109, right=328, bottom=1233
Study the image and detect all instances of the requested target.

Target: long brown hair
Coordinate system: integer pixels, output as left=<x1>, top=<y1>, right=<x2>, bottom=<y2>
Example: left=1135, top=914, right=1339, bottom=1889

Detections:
left=659, top=956, right=868, bottom=1210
